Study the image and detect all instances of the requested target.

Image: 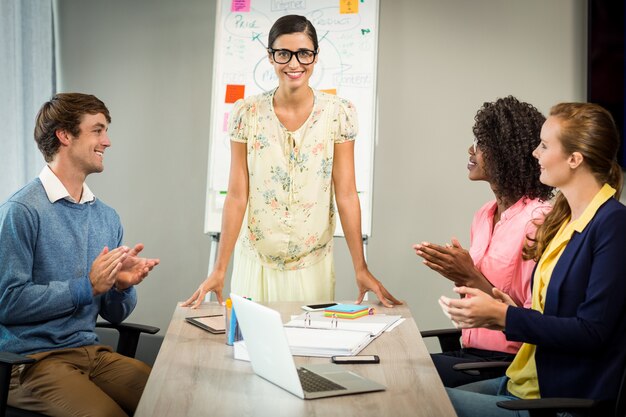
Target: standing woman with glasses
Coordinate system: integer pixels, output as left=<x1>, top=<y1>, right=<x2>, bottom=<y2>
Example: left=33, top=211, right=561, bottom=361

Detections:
left=414, top=97, right=553, bottom=387
left=184, top=15, right=400, bottom=308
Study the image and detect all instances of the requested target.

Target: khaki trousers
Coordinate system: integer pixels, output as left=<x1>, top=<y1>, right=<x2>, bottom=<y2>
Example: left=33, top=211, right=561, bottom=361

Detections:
left=8, top=345, right=151, bottom=417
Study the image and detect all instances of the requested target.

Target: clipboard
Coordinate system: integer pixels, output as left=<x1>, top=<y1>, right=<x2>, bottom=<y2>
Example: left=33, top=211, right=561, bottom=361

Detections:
left=185, top=314, right=226, bottom=334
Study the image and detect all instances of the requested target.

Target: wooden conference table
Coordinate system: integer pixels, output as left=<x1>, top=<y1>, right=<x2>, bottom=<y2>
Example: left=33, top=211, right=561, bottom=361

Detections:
left=135, top=301, right=457, bottom=417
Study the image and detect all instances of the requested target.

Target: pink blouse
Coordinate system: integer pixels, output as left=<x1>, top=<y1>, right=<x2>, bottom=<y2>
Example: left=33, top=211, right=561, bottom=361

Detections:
left=462, top=197, right=549, bottom=354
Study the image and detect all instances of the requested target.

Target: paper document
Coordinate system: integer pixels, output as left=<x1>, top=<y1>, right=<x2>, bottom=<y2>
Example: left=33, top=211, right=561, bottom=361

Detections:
left=233, top=312, right=403, bottom=359
left=285, top=311, right=403, bottom=338
left=284, top=327, right=372, bottom=357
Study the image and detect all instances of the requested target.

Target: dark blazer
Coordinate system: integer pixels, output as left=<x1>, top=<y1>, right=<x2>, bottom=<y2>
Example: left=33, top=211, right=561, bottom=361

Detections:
left=505, top=197, right=626, bottom=401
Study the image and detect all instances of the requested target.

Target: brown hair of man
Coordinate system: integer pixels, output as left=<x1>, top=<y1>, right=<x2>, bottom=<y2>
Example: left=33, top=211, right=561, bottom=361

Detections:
left=34, top=93, right=111, bottom=162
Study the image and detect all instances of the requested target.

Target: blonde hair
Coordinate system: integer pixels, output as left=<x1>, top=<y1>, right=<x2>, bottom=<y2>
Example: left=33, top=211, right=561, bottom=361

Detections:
left=524, top=103, right=623, bottom=261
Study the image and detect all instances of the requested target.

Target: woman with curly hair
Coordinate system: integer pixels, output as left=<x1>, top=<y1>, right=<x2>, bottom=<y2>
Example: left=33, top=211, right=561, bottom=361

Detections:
left=414, top=96, right=553, bottom=387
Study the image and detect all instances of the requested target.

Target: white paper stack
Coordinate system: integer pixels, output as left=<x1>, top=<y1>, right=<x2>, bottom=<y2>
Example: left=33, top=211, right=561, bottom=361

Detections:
left=233, top=327, right=373, bottom=359
left=284, top=327, right=373, bottom=357
left=285, top=312, right=403, bottom=338
left=233, top=312, right=403, bottom=359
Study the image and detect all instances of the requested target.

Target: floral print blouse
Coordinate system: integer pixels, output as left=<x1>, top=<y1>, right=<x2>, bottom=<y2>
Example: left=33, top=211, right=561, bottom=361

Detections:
left=230, top=88, right=357, bottom=270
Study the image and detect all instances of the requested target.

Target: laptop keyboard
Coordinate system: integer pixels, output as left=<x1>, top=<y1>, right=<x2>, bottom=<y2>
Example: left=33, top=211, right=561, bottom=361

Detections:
left=298, top=368, right=347, bottom=392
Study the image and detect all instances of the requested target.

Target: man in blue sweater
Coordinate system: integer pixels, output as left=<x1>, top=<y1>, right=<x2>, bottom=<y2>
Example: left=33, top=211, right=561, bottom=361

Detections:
left=0, top=93, right=160, bottom=417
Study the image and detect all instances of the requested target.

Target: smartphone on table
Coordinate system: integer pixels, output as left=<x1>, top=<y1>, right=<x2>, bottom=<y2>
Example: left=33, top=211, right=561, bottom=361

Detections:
left=331, top=355, right=380, bottom=364
left=301, top=302, right=338, bottom=312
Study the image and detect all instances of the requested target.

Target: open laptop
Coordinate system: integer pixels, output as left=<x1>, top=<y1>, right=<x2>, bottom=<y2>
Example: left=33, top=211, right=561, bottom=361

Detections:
left=230, top=293, right=386, bottom=399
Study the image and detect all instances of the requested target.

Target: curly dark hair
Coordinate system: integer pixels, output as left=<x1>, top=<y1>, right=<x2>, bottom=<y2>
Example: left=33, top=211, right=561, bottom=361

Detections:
left=473, top=96, right=553, bottom=202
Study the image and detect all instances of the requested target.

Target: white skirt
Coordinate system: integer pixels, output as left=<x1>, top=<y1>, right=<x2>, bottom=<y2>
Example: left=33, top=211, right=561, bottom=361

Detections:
left=230, top=242, right=335, bottom=302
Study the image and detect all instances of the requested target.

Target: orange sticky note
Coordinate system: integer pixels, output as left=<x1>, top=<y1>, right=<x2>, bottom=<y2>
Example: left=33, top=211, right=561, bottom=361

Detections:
left=320, top=88, right=337, bottom=95
left=340, top=0, right=358, bottom=14
left=225, top=84, right=245, bottom=103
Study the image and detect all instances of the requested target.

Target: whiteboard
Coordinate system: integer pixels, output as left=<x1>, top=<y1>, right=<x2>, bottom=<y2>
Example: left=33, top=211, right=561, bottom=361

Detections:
left=204, top=0, right=379, bottom=237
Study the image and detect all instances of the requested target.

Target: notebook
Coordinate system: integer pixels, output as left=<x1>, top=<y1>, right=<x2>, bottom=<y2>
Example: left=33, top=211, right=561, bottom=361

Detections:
left=230, top=293, right=386, bottom=400
left=285, top=311, right=403, bottom=338
left=284, top=326, right=373, bottom=357
left=323, top=303, right=370, bottom=319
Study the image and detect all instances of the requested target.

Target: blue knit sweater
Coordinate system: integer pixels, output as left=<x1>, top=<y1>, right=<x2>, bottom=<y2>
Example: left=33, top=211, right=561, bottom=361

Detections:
left=0, top=178, right=137, bottom=355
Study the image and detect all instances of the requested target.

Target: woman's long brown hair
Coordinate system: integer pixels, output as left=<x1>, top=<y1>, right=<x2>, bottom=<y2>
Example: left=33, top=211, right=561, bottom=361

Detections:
left=523, top=103, right=623, bottom=261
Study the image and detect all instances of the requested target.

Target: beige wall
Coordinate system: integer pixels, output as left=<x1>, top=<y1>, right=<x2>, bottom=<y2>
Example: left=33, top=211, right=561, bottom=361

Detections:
left=55, top=0, right=588, bottom=346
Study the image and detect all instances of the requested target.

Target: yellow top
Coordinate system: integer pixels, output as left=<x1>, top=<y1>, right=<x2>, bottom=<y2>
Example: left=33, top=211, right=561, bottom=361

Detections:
left=506, top=184, right=616, bottom=398
left=230, top=88, right=357, bottom=271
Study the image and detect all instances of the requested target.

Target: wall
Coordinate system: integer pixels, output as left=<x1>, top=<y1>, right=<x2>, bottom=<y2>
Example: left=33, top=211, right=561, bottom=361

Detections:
left=55, top=0, right=587, bottom=355
left=55, top=0, right=217, bottom=346
left=366, top=0, right=587, bottom=350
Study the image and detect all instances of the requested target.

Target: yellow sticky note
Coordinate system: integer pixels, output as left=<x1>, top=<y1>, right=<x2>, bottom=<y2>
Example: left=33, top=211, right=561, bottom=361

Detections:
left=340, top=0, right=358, bottom=14
left=320, top=88, right=337, bottom=95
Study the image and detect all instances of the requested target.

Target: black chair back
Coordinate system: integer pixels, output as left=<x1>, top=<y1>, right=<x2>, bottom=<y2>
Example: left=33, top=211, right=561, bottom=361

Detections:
left=615, top=360, right=626, bottom=417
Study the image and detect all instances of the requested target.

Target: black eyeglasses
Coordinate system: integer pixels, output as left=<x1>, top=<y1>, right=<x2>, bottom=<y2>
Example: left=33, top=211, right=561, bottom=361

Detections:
left=268, top=48, right=317, bottom=65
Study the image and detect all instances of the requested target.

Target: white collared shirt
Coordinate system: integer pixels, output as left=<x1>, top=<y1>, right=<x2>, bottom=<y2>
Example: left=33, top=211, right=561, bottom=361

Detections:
left=38, top=166, right=96, bottom=204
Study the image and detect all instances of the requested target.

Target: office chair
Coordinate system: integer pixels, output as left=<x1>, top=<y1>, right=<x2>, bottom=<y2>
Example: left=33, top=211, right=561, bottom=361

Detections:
left=0, top=321, right=159, bottom=417
left=421, top=328, right=511, bottom=378
left=496, top=361, right=626, bottom=417
left=420, top=328, right=463, bottom=352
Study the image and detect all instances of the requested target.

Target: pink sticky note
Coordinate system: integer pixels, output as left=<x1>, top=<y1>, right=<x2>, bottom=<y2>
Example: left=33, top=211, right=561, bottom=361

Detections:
left=223, top=112, right=229, bottom=132
left=231, top=0, right=250, bottom=12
